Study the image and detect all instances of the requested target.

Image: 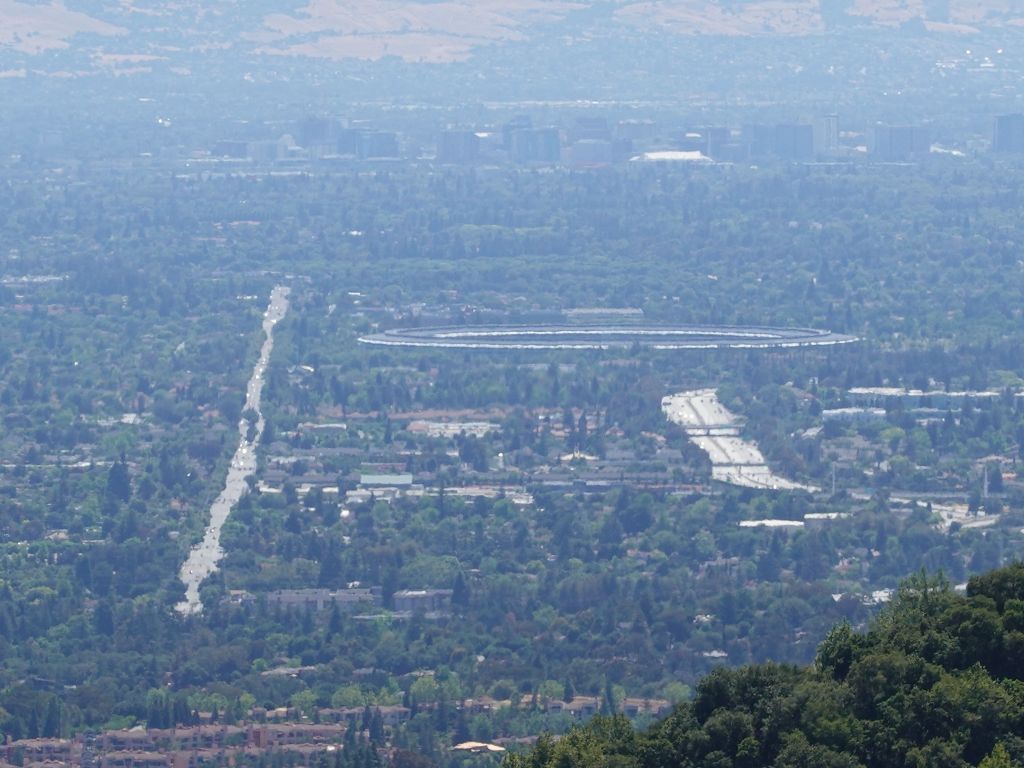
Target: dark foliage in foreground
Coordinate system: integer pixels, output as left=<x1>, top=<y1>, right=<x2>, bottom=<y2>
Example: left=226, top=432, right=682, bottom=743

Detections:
left=505, top=563, right=1024, bottom=768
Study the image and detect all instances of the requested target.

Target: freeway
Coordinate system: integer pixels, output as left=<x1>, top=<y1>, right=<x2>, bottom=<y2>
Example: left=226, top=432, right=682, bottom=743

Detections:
left=175, top=285, right=290, bottom=616
left=663, top=389, right=817, bottom=493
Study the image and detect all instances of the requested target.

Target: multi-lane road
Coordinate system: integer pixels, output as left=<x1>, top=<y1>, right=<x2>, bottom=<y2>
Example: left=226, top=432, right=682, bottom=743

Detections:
left=176, top=286, right=290, bottom=616
left=663, top=389, right=817, bottom=492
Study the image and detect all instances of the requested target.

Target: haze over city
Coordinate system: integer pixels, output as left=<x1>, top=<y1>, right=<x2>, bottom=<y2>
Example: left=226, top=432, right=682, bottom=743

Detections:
left=2, top=2, right=1024, bottom=767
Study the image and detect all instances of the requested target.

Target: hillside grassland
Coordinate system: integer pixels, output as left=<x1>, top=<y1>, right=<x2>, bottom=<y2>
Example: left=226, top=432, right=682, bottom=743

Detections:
left=1, top=0, right=1023, bottom=67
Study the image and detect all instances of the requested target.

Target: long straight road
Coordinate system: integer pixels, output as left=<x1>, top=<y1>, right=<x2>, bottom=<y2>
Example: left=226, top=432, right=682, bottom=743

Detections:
left=176, top=285, right=290, bottom=616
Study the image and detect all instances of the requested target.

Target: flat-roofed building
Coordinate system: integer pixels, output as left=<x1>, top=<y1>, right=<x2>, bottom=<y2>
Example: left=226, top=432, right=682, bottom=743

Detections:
left=994, top=114, right=1024, bottom=153
left=393, top=589, right=453, bottom=613
left=266, top=587, right=382, bottom=613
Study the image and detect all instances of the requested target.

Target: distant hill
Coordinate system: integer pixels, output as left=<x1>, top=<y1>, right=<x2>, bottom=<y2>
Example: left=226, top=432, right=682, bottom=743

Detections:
left=0, top=0, right=1022, bottom=72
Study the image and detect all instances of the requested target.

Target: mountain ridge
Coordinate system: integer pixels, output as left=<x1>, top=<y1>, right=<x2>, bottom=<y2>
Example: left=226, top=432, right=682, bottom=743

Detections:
left=0, top=0, right=1021, bottom=71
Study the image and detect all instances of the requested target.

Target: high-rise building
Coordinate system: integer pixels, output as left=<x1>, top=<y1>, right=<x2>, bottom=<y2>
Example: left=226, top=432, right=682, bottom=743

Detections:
left=742, top=123, right=813, bottom=160
left=742, top=124, right=775, bottom=158
left=677, top=128, right=731, bottom=159
left=359, top=131, right=399, bottom=159
left=247, top=134, right=297, bottom=164
left=296, top=116, right=341, bottom=147
left=993, top=114, right=1024, bottom=153
left=534, top=128, right=562, bottom=163
left=509, top=128, right=561, bottom=164
left=814, top=114, right=840, bottom=155
left=705, top=127, right=731, bottom=158
left=336, top=129, right=400, bottom=159
left=570, top=117, right=611, bottom=143
left=774, top=124, right=814, bottom=160
left=437, top=130, right=480, bottom=164
left=502, top=115, right=533, bottom=150
left=570, top=139, right=613, bottom=166
left=615, top=120, right=657, bottom=141
left=869, top=125, right=930, bottom=161
left=336, top=129, right=361, bottom=156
